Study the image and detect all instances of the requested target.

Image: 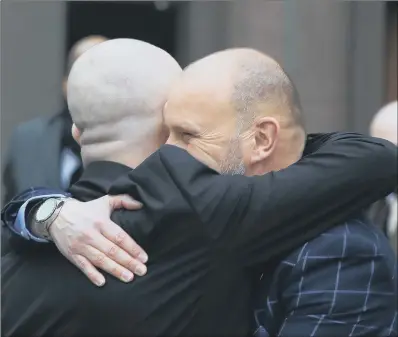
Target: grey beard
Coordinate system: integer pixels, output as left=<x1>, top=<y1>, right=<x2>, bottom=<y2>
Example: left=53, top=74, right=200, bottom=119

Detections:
left=220, top=160, right=245, bottom=175
left=219, top=136, right=246, bottom=175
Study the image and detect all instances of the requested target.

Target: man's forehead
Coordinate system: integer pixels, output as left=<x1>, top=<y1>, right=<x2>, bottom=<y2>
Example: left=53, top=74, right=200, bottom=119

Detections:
left=168, top=76, right=232, bottom=107
left=164, top=100, right=236, bottom=137
left=165, top=69, right=236, bottom=128
left=167, top=89, right=233, bottom=120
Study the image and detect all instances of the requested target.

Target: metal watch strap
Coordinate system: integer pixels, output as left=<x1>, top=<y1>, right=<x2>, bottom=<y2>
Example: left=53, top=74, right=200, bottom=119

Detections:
left=39, top=197, right=70, bottom=240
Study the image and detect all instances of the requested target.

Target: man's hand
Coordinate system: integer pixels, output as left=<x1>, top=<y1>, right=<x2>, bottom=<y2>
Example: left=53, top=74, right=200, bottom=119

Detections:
left=49, top=195, right=148, bottom=287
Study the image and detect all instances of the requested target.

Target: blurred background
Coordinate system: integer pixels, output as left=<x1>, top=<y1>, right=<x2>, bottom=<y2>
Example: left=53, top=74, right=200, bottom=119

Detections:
left=0, top=1, right=397, bottom=206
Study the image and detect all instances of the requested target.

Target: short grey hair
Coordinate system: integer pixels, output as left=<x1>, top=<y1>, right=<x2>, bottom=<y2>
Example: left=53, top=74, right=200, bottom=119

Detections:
left=231, top=50, right=304, bottom=132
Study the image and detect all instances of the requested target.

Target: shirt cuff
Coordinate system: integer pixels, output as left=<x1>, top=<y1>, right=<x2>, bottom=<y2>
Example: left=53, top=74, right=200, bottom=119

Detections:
left=12, top=194, right=68, bottom=243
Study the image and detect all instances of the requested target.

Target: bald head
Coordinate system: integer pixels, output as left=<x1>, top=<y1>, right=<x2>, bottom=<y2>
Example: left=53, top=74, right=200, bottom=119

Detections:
left=67, top=38, right=181, bottom=166
left=182, top=48, right=304, bottom=131
left=165, top=48, right=305, bottom=176
left=370, top=101, right=397, bottom=145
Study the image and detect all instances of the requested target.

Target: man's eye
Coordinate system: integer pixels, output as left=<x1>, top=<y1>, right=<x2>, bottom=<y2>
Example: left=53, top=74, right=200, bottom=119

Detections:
left=181, top=132, right=193, bottom=139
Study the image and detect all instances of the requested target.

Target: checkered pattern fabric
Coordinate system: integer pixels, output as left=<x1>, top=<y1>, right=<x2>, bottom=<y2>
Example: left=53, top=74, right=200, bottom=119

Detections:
left=254, top=218, right=397, bottom=337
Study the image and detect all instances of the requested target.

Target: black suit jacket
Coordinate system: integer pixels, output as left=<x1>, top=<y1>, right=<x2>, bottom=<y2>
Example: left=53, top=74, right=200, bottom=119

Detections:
left=1, top=114, right=64, bottom=256
left=1, top=111, right=81, bottom=256
left=2, top=113, right=67, bottom=203
left=2, top=132, right=397, bottom=337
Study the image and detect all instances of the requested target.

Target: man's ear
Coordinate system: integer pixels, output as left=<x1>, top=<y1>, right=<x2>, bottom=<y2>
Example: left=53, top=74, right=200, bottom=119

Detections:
left=71, top=124, right=81, bottom=145
left=250, top=117, right=279, bottom=164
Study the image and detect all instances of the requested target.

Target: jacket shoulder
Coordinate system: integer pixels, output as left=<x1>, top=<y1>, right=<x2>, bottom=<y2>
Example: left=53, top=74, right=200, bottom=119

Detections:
left=283, top=218, right=394, bottom=269
left=10, top=116, right=53, bottom=138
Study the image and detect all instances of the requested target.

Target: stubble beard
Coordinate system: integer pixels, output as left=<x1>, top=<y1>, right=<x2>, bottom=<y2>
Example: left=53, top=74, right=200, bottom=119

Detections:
left=219, top=136, right=246, bottom=175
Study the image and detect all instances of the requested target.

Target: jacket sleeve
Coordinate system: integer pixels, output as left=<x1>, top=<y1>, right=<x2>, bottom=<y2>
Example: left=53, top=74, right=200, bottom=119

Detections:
left=159, top=132, right=397, bottom=266
left=1, top=187, right=70, bottom=252
left=275, top=223, right=397, bottom=337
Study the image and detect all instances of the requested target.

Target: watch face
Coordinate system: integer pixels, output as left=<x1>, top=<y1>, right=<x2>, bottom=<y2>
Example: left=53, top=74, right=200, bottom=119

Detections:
left=36, top=199, right=57, bottom=222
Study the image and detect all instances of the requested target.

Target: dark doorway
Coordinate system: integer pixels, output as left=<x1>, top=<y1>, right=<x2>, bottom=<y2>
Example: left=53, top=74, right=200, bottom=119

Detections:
left=66, top=1, right=177, bottom=57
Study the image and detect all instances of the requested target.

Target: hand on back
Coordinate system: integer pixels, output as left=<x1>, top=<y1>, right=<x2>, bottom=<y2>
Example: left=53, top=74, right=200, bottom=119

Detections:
left=49, top=195, right=148, bottom=286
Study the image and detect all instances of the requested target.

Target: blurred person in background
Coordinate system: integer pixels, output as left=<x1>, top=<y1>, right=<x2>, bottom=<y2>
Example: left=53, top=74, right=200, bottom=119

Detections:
left=1, top=35, right=107, bottom=256
left=368, top=101, right=397, bottom=253
left=2, top=35, right=107, bottom=204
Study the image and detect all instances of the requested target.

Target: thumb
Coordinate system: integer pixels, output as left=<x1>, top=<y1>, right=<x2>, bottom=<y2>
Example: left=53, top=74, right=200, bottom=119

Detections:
left=107, top=194, right=143, bottom=211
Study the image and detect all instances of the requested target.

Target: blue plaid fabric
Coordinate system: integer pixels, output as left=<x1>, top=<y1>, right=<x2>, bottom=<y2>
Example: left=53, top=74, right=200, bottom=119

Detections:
left=1, top=187, right=68, bottom=242
left=254, top=218, right=397, bottom=337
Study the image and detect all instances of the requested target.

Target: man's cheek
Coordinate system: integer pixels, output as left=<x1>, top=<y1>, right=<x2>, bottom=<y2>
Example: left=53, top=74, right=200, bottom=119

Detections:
left=187, top=141, right=221, bottom=172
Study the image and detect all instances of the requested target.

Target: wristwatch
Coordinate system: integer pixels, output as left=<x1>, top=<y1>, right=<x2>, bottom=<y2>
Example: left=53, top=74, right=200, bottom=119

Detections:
left=33, top=197, right=70, bottom=240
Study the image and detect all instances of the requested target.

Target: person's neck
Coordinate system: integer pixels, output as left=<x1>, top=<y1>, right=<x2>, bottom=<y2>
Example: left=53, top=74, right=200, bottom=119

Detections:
left=249, top=132, right=304, bottom=175
left=81, top=141, right=161, bottom=169
left=250, top=151, right=299, bottom=175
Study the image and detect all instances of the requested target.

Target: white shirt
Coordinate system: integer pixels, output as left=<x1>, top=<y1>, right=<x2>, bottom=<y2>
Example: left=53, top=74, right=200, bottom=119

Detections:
left=60, top=147, right=81, bottom=189
left=386, top=193, right=397, bottom=237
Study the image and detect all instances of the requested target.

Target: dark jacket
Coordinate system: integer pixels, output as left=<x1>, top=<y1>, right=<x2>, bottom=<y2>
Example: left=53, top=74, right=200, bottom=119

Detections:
left=2, top=111, right=79, bottom=204
left=2, top=133, right=397, bottom=337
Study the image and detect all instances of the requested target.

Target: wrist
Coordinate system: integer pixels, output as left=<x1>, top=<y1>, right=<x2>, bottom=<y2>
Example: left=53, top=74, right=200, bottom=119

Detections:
left=32, top=197, right=71, bottom=240
left=28, top=202, right=45, bottom=239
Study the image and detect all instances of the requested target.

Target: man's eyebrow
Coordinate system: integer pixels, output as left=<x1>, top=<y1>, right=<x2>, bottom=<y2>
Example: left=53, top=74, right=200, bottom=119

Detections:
left=175, top=122, right=201, bottom=134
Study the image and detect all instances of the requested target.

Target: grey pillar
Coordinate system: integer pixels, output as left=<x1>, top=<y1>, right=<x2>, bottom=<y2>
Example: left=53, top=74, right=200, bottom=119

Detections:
left=229, top=1, right=356, bottom=132
left=227, top=1, right=285, bottom=62
left=1, top=1, right=66, bottom=200
left=348, top=2, right=386, bottom=133
left=176, top=1, right=360, bottom=133
left=280, top=1, right=352, bottom=132
left=175, top=1, right=229, bottom=67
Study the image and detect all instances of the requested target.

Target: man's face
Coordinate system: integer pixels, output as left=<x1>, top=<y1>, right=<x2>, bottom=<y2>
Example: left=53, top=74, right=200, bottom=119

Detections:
left=164, top=80, right=247, bottom=175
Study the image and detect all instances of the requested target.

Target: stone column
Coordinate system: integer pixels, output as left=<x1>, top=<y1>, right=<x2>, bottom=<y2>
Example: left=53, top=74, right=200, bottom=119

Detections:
left=1, top=1, right=66, bottom=200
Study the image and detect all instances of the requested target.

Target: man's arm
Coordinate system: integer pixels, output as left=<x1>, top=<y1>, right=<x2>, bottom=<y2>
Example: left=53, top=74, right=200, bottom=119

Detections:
left=274, top=223, right=397, bottom=337
left=1, top=188, right=70, bottom=257
left=5, top=132, right=395, bottom=285
left=1, top=189, right=148, bottom=286
left=1, top=187, right=69, bottom=242
left=158, top=132, right=397, bottom=265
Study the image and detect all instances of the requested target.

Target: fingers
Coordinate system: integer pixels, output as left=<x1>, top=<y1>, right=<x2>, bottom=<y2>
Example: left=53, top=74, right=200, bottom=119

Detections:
left=83, top=245, right=138, bottom=283
left=50, top=194, right=147, bottom=286
left=107, top=194, right=143, bottom=210
left=87, top=228, right=148, bottom=277
left=72, top=254, right=106, bottom=287
left=101, top=222, right=148, bottom=264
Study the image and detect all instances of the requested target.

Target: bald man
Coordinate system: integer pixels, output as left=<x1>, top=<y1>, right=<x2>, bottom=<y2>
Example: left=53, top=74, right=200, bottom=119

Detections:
left=2, top=38, right=182, bottom=337
left=2, top=45, right=397, bottom=337
left=369, top=101, right=397, bottom=252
